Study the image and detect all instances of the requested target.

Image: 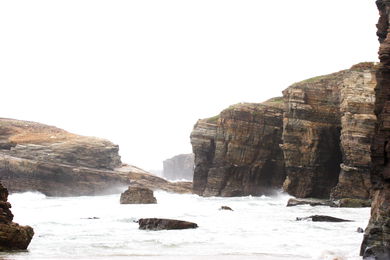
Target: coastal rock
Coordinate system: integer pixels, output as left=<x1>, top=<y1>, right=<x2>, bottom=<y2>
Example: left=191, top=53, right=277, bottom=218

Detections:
left=191, top=98, right=286, bottom=197
left=0, top=182, right=34, bottom=250
left=296, top=215, right=352, bottom=222
left=0, top=118, right=192, bottom=196
left=282, top=63, right=376, bottom=199
left=286, top=198, right=337, bottom=207
left=220, top=206, right=233, bottom=211
left=360, top=1, right=390, bottom=258
left=163, top=153, right=194, bottom=181
left=120, top=186, right=157, bottom=204
left=338, top=198, right=371, bottom=208
left=138, top=218, right=198, bottom=230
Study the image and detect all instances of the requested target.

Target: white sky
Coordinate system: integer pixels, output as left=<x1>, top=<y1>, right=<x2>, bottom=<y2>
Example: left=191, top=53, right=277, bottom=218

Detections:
left=0, top=0, right=379, bottom=170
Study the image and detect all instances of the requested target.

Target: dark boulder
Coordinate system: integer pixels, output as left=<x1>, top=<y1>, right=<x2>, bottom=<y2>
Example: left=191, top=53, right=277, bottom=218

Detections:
left=287, top=198, right=337, bottom=207
left=220, top=206, right=233, bottom=211
left=138, top=218, right=198, bottom=230
left=296, top=215, right=353, bottom=222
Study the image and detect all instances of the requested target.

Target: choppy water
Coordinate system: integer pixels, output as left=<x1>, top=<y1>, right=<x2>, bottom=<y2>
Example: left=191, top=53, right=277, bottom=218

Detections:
left=1, top=191, right=369, bottom=260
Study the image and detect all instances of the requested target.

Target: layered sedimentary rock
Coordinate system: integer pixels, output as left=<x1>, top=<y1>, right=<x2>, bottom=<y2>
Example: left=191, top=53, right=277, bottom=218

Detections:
left=120, top=186, right=157, bottom=204
left=163, top=154, right=194, bottom=181
left=282, top=63, right=376, bottom=199
left=0, top=182, right=34, bottom=250
left=0, top=118, right=191, bottom=196
left=361, top=1, right=390, bottom=258
left=191, top=98, right=286, bottom=197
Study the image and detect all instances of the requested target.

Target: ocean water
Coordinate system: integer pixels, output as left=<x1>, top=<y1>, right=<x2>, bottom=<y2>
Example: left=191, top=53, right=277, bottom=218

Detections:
left=1, top=191, right=369, bottom=260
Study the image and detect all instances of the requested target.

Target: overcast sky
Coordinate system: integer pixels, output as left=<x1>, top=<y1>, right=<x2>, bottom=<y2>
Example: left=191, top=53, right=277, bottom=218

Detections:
left=0, top=0, right=379, bottom=170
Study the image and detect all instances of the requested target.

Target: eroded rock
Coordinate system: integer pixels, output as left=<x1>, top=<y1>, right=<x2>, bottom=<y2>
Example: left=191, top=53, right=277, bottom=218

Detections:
left=286, top=198, right=337, bottom=207
left=296, top=215, right=352, bottom=222
left=163, top=154, right=194, bottom=181
left=0, top=182, right=34, bottom=251
left=120, top=187, right=157, bottom=204
left=138, top=218, right=198, bottom=230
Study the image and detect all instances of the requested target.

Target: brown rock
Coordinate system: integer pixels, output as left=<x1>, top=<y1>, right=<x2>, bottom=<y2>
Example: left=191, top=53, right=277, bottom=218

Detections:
left=0, top=182, right=33, bottom=251
left=360, top=1, right=390, bottom=258
left=0, top=118, right=192, bottom=196
left=138, top=218, right=198, bottom=230
left=286, top=198, right=336, bottom=207
left=296, top=215, right=352, bottom=222
left=191, top=99, right=286, bottom=197
left=120, top=187, right=157, bottom=204
left=338, top=198, right=371, bottom=208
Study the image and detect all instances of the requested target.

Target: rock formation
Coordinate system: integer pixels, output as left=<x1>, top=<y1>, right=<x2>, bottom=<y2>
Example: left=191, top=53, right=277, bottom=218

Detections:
left=361, top=1, right=390, bottom=258
left=191, top=98, right=286, bottom=197
left=120, top=186, right=157, bottom=204
left=282, top=63, right=376, bottom=199
left=138, top=218, right=198, bottom=230
left=0, top=118, right=192, bottom=196
left=163, top=153, right=194, bottom=181
left=0, top=182, right=34, bottom=250
left=296, top=215, right=352, bottom=222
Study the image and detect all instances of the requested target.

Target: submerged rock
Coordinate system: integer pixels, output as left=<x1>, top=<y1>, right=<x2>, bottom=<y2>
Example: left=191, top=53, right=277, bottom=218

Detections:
left=286, top=198, right=337, bottom=207
left=138, top=218, right=198, bottom=230
left=296, top=215, right=353, bottom=222
left=0, top=182, right=34, bottom=251
left=220, top=206, right=233, bottom=211
left=120, top=187, right=157, bottom=204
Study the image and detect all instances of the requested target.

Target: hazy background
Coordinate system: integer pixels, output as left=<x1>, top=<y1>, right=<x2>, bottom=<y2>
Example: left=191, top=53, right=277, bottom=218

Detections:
left=0, top=0, right=379, bottom=171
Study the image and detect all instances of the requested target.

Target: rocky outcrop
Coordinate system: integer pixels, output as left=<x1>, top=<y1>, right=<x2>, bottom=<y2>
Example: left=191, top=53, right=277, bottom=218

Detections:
left=286, top=198, right=337, bottom=207
left=120, top=186, right=157, bottom=204
left=282, top=63, right=376, bottom=199
left=0, top=182, right=34, bottom=250
left=361, top=1, right=390, bottom=258
left=163, top=154, right=194, bottom=181
left=191, top=98, right=286, bottom=197
left=138, top=218, right=198, bottom=230
left=0, top=118, right=192, bottom=196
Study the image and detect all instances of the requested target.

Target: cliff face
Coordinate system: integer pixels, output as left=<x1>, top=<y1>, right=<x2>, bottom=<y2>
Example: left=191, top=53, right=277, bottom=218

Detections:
left=0, top=182, right=34, bottom=250
left=0, top=118, right=191, bottom=196
left=282, top=64, right=377, bottom=199
left=361, top=1, right=390, bottom=258
left=163, top=154, right=194, bottom=181
left=191, top=99, right=286, bottom=197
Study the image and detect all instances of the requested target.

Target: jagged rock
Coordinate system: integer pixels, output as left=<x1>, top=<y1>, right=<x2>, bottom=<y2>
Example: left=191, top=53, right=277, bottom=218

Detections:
left=286, top=198, right=337, bottom=207
left=0, top=182, right=33, bottom=251
left=282, top=63, right=376, bottom=199
left=360, top=1, right=390, bottom=258
left=120, top=187, right=157, bottom=204
left=163, top=153, right=194, bottom=181
left=138, top=218, right=198, bottom=230
left=191, top=99, right=286, bottom=197
left=338, top=198, right=371, bottom=208
left=296, top=215, right=352, bottom=222
left=0, top=118, right=192, bottom=196
left=220, top=206, right=233, bottom=211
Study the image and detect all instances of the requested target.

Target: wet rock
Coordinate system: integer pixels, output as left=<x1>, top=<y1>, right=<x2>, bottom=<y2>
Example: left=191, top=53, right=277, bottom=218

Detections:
left=138, top=218, right=198, bottom=230
left=120, top=187, right=157, bottom=204
left=220, top=206, right=233, bottom=211
left=0, top=182, right=34, bottom=251
left=357, top=227, right=364, bottom=233
left=338, top=198, right=371, bottom=208
left=286, top=198, right=337, bottom=207
left=191, top=99, right=286, bottom=197
left=296, top=215, right=353, bottom=222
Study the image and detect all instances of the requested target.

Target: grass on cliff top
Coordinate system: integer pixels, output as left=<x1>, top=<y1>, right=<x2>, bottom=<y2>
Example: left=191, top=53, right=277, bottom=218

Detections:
left=205, top=115, right=220, bottom=124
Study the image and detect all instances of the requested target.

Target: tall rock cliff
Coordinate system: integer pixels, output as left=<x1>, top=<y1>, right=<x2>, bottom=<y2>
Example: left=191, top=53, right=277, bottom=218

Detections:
left=282, top=63, right=377, bottom=199
left=361, top=1, right=390, bottom=258
left=191, top=98, right=286, bottom=196
left=163, top=153, right=194, bottom=181
left=0, top=182, right=34, bottom=250
left=0, top=118, right=191, bottom=196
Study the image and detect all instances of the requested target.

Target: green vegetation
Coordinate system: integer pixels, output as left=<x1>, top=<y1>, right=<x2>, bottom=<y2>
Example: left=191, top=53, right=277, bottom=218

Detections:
left=205, top=115, right=220, bottom=124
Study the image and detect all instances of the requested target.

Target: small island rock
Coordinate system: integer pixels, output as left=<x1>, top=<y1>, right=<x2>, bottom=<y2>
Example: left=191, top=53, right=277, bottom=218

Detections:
left=120, top=187, right=157, bottom=204
left=296, top=215, right=353, bottom=222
